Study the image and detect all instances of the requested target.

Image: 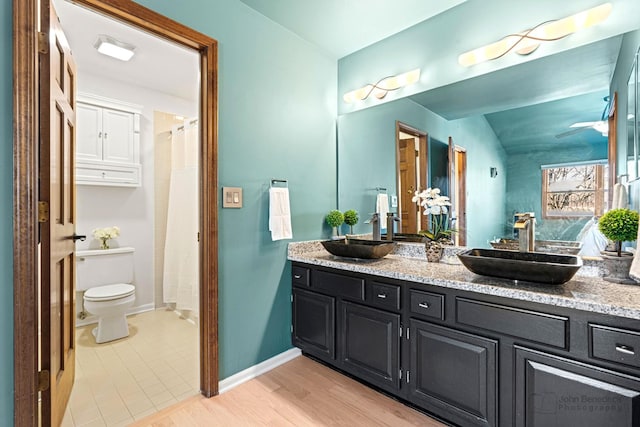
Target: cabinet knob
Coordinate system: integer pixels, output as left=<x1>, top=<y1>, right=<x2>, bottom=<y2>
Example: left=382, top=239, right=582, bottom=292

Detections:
left=616, top=344, right=635, bottom=355
left=294, top=275, right=301, bottom=279
left=377, top=293, right=387, bottom=299
left=418, top=302, right=430, bottom=309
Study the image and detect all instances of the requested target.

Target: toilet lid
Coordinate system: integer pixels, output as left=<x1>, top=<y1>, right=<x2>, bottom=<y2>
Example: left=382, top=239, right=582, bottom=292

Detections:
left=84, top=283, right=135, bottom=301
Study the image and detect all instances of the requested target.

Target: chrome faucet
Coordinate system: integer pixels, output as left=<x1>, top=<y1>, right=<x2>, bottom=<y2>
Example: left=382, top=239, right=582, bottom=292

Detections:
left=514, top=212, right=536, bottom=252
left=386, top=213, right=401, bottom=241
left=365, top=213, right=381, bottom=240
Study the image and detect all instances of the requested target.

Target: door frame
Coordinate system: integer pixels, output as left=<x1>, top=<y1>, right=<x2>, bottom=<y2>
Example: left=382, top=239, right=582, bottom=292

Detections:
left=13, top=0, right=219, bottom=424
left=395, top=121, right=428, bottom=232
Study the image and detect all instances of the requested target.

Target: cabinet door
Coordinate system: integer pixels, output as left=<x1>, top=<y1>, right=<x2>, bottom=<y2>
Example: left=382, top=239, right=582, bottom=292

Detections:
left=102, top=108, right=135, bottom=164
left=410, top=319, right=497, bottom=427
left=292, top=288, right=335, bottom=361
left=340, top=301, right=401, bottom=393
left=76, top=103, right=103, bottom=162
left=515, top=346, right=640, bottom=427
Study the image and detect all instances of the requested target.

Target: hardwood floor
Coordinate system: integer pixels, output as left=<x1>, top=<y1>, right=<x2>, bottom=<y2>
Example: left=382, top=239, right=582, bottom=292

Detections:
left=130, top=355, right=446, bottom=426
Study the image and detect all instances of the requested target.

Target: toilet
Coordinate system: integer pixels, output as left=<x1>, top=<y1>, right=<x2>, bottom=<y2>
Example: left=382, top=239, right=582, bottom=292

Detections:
left=76, top=247, right=136, bottom=343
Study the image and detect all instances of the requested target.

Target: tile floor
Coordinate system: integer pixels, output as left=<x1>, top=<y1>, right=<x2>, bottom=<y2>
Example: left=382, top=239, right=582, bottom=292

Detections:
left=61, top=309, right=199, bottom=426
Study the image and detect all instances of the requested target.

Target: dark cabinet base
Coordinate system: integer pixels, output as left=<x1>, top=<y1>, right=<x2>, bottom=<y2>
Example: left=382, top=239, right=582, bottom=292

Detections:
left=411, top=319, right=498, bottom=427
left=340, top=301, right=401, bottom=394
left=515, top=346, right=640, bottom=427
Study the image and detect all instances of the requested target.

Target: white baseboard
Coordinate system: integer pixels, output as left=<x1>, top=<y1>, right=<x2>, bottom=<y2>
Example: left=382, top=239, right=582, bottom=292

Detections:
left=218, top=348, right=302, bottom=394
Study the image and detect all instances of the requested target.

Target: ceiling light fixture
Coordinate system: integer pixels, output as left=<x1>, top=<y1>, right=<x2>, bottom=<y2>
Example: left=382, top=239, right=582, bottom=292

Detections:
left=343, top=69, right=421, bottom=103
left=458, top=3, right=612, bottom=67
left=94, top=35, right=136, bottom=61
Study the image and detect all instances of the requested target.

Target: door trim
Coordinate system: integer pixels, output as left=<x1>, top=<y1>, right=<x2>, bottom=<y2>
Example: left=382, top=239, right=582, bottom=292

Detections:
left=13, top=1, right=219, bottom=424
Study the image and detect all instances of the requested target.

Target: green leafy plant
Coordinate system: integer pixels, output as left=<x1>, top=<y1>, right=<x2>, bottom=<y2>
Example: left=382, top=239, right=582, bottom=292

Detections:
left=326, top=209, right=344, bottom=228
left=598, top=208, right=639, bottom=256
left=343, top=209, right=359, bottom=234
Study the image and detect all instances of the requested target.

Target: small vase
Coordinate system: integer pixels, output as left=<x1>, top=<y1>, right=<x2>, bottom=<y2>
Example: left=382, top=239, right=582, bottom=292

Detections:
left=331, top=227, right=342, bottom=240
left=601, top=251, right=635, bottom=284
left=425, top=240, right=443, bottom=263
left=100, top=238, right=110, bottom=250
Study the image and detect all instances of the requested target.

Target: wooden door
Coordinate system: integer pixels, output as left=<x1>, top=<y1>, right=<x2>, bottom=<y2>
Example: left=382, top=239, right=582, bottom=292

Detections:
left=40, top=2, right=77, bottom=425
left=448, top=138, right=467, bottom=246
left=455, top=148, right=467, bottom=246
left=398, top=138, right=418, bottom=233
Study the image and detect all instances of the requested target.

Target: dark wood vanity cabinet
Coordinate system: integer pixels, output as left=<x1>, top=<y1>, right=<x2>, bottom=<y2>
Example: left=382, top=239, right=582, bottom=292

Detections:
left=410, top=319, right=498, bottom=427
left=514, top=346, right=640, bottom=427
left=340, top=301, right=401, bottom=394
left=292, top=288, right=335, bottom=361
left=291, top=262, right=640, bottom=427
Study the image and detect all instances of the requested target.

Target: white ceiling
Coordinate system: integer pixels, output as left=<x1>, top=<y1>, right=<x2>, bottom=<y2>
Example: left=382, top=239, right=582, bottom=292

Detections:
left=237, top=0, right=467, bottom=58
left=53, top=0, right=200, bottom=102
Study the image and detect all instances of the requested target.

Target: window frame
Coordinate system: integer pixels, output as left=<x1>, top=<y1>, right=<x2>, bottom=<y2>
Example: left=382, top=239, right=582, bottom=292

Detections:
left=541, top=161, right=608, bottom=219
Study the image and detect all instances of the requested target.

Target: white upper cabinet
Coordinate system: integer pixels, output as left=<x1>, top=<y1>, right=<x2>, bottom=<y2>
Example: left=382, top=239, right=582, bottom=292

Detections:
left=76, top=93, right=142, bottom=187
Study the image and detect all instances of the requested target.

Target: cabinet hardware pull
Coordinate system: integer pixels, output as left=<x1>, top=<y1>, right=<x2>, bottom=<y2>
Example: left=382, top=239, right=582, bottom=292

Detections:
left=616, top=344, right=635, bottom=355
left=294, top=275, right=301, bottom=279
left=418, top=302, right=430, bottom=309
left=377, top=294, right=387, bottom=299
left=104, top=132, right=108, bottom=139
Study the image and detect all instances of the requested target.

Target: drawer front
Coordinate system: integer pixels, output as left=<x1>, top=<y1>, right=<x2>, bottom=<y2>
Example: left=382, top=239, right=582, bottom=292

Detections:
left=456, top=298, right=568, bottom=348
left=590, top=324, right=640, bottom=369
left=313, top=270, right=365, bottom=301
left=292, top=266, right=310, bottom=288
left=368, top=281, right=401, bottom=311
left=410, top=290, right=444, bottom=320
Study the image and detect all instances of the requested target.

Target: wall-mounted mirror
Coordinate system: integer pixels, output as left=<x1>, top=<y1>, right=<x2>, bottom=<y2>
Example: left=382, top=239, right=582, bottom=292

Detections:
left=629, top=49, right=639, bottom=180
left=337, top=33, right=637, bottom=248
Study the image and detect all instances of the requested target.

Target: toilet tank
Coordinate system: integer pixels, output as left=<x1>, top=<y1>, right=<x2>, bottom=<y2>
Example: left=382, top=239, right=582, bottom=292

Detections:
left=75, top=247, right=135, bottom=291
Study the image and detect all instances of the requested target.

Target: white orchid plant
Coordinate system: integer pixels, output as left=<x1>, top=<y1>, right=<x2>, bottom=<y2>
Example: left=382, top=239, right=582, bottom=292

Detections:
left=411, top=188, right=454, bottom=242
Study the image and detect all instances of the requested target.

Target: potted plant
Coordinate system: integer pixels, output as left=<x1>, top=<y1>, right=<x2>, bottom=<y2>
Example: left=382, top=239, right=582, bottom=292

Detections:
left=343, top=209, right=359, bottom=235
left=326, top=209, right=344, bottom=239
left=598, top=208, right=639, bottom=283
left=412, top=188, right=454, bottom=262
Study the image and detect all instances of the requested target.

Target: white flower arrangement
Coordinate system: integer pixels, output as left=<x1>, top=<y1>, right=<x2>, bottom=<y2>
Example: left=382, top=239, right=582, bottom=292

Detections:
left=92, top=226, right=120, bottom=249
left=92, top=226, right=120, bottom=240
left=411, top=188, right=454, bottom=241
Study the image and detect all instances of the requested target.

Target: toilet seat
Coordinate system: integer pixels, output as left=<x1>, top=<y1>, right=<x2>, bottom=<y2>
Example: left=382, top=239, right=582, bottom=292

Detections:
left=84, top=283, right=135, bottom=302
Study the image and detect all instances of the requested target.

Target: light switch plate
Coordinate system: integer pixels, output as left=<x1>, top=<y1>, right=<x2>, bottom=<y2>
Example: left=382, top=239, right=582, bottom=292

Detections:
left=391, top=195, right=398, bottom=208
left=222, top=187, right=243, bottom=208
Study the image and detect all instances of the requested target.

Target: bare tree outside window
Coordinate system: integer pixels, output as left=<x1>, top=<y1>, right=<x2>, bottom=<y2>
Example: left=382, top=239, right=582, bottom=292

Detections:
left=542, top=163, right=608, bottom=218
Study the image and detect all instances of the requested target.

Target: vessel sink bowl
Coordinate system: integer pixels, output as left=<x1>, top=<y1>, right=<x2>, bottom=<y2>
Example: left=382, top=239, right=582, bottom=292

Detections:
left=458, top=248, right=583, bottom=285
left=321, top=239, right=396, bottom=259
left=490, top=239, right=582, bottom=255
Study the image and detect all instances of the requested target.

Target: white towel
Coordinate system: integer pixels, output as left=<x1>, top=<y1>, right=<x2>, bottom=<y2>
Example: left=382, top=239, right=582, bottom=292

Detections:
left=629, top=218, right=640, bottom=282
left=269, top=187, right=293, bottom=241
left=612, top=183, right=628, bottom=210
left=376, top=194, right=389, bottom=231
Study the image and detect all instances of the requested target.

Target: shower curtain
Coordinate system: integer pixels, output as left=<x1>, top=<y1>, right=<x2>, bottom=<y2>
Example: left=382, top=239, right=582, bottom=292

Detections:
left=163, top=119, right=199, bottom=315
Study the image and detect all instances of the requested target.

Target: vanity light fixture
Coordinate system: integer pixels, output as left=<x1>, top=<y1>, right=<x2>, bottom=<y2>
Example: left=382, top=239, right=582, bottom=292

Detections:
left=343, top=68, right=421, bottom=103
left=94, top=35, right=136, bottom=61
left=458, top=3, right=612, bottom=67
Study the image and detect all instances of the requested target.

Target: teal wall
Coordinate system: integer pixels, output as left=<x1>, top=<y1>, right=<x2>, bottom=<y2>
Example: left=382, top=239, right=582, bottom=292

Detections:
left=505, top=144, right=608, bottom=241
left=131, top=0, right=337, bottom=378
left=337, top=98, right=507, bottom=247
left=2, top=0, right=337, bottom=418
left=0, top=1, right=13, bottom=424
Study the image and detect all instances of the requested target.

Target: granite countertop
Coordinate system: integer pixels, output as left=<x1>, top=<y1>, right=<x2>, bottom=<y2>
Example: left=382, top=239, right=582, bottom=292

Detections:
left=288, top=241, right=640, bottom=320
